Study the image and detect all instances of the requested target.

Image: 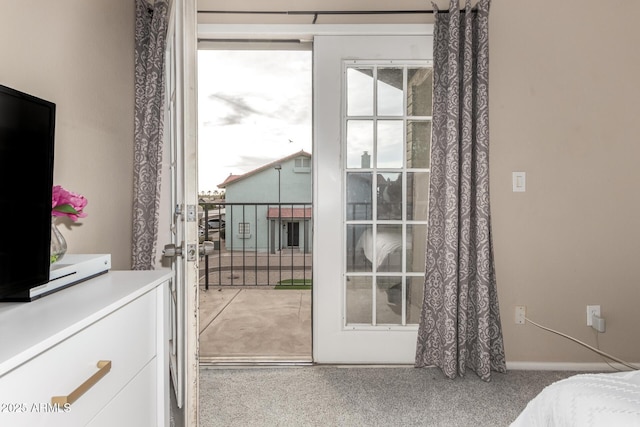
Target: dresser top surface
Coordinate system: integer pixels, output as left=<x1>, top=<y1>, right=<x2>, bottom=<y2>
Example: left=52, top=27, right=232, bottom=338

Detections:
left=0, top=269, right=172, bottom=375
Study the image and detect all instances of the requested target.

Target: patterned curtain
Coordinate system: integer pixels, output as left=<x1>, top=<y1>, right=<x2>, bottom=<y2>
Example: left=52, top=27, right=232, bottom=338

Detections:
left=415, top=0, right=506, bottom=381
left=131, top=0, right=169, bottom=270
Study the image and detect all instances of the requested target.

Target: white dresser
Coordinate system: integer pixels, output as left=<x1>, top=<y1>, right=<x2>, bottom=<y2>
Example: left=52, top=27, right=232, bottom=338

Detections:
left=0, top=270, right=171, bottom=427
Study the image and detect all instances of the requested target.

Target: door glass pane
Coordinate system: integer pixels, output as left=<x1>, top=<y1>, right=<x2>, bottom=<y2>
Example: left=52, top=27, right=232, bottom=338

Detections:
left=406, top=276, right=424, bottom=324
left=347, top=120, right=373, bottom=168
left=343, top=62, right=430, bottom=330
left=346, top=172, right=372, bottom=220
left=406, top=172, right=429, bottom=221
left=346, top=276, right=372, bottom=324
left=376, top=120, right=403, bottom=168
left=347, top=225, right=372, bottom=272
left=347, top=67, right=373, bottom=116
left=377, top=68, right=403, bottom=116
left=407, top=120, right=431, bottom=168
left=407, top=68, right=433, bottom=116
left=406, top=224, right=427, bottom=272
left=377, top=172, right=402, bottom=220
left=376, top=224, right=402, bottom=272
left=377, top=276, right=403, bottom=325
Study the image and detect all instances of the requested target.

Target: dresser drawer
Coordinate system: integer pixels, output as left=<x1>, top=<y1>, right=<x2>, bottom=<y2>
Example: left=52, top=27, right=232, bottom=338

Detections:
left=87, top=357, right=157, bottom=427
left=0, top=288, right=157, bottom=427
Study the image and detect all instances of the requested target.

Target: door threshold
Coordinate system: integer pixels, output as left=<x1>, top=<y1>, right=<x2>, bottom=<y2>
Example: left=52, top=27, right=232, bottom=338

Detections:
left=199, top=356, right=313, bottom=367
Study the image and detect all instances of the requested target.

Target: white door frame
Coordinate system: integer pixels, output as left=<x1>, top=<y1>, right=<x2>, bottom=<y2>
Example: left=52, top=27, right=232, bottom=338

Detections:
left=198, top=24, right=432, bottom=40
left=194, top=23, right=433, bottom=368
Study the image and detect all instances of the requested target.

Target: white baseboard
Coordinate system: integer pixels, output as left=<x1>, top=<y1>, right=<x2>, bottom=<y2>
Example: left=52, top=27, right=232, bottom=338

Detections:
left=506, top=361, right=639, bottom=371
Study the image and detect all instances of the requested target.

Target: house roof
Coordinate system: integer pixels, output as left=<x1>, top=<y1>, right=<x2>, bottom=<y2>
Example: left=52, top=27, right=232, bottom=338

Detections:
left=217, top=150, right=311, bottom=188
left=218, top=174, right=243, bottom=187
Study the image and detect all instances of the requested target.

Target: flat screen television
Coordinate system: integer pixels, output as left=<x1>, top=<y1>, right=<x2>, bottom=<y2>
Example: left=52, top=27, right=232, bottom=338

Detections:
left=0, top=84, right=55, bottom=301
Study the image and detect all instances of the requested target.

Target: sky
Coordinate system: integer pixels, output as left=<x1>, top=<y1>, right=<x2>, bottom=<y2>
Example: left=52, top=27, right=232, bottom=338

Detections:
left=197, top=49, right=312, bottom=193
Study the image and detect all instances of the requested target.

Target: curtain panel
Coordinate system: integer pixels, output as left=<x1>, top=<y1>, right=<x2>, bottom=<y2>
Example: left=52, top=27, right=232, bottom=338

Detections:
left=415, top=0, right=506, bottom=381
left=131, top=0, right=169, bottom=270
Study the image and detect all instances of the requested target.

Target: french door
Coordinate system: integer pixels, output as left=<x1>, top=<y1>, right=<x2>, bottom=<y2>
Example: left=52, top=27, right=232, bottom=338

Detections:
left=164, top=0, right=198, bottom=425
left=313, top=34, right=433, bottom=363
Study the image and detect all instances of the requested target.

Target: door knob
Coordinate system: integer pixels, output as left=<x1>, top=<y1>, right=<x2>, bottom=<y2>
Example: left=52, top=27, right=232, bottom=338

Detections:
left=164, top=242, right=213, bottom=260
left=199, top=241, right=215, bottom=257
left=163, top=243, right=182, bottom=258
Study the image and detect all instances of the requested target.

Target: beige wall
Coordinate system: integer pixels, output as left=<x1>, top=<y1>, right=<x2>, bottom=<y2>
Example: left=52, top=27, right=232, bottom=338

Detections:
left=491, top=0, right=640, bottom=364
left=1, top=0, right=135, bottom=269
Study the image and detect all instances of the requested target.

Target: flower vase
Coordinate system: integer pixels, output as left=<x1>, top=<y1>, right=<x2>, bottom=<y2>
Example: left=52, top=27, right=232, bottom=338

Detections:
left=50, top=218, right=67, bottom=264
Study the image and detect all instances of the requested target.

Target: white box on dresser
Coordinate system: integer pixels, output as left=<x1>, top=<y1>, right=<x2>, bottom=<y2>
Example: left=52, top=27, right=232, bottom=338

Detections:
left=0, top=269, right=171, bottom=427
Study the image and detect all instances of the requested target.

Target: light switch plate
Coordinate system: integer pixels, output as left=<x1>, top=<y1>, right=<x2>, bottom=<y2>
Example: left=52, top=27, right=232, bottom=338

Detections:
left=513, top=172, right=526, bottom=192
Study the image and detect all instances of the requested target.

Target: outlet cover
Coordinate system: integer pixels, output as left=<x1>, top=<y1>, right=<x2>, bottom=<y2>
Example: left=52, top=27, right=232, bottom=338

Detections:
left=586, top=305, right=600, bottom=326
left=515, top=306, right=526, bottom=325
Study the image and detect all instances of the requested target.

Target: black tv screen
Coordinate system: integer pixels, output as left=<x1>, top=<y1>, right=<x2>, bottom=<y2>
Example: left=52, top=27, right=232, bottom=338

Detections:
left=0, top=84, right=55, bottom=300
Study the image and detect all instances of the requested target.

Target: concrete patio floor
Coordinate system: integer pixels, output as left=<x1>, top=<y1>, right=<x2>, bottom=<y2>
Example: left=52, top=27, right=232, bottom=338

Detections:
left=198, top=287, right=312, bottom=363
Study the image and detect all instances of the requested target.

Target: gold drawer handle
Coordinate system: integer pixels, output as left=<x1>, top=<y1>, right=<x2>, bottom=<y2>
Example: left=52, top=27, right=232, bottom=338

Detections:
left=51, top=360, right=112, bottom=406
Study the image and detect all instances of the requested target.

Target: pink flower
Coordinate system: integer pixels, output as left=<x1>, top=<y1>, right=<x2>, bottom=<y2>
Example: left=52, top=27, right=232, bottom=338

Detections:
left=52, top=185, right=88, bottom=222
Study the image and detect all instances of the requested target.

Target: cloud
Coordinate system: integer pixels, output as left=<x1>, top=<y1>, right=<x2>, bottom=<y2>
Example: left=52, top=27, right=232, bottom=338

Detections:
left=207, top=91, right=310, bottom=128
left=272, top=98, right=311, bottom=125
left=208, top=93, right=266, bottom=126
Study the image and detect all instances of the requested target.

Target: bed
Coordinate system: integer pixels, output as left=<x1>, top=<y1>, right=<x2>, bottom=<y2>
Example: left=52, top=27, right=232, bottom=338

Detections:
left=510, top=370, right=640, bottom=426
left=355, top=228, right=403, bottom=271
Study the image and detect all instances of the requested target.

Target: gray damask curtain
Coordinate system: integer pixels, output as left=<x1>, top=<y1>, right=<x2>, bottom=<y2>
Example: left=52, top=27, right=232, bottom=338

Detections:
left=415, top=0, right=506, bottom=381
left=132, top=0, right=169, bottom=270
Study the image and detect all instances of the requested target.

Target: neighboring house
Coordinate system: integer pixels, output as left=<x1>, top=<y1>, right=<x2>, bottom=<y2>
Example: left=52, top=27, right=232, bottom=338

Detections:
left=218, top=150, right=312, bottom=253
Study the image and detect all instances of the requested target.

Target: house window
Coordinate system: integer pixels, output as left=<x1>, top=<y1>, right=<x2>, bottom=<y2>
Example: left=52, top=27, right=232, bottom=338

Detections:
left=294, top=156, right=311, bottom=173
left=238, top=222, right=251, bottom=239
left=343, top=61, right=432, bottom=328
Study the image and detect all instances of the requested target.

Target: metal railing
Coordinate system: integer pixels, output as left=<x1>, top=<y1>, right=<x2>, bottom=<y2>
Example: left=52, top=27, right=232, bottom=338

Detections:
left=199, top=202, right=312, bottom=289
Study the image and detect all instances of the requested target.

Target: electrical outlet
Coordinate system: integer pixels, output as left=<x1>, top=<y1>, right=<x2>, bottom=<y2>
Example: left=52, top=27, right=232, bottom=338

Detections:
left=586, top=305, right=600, bottom=326
left=515, top=305, right=526, bottom=325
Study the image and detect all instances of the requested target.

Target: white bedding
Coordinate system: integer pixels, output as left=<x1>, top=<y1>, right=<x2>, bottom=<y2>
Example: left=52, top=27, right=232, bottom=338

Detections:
left=355, top=228, right=403, bottom=269
left=511, top=370, right=640, bottom=426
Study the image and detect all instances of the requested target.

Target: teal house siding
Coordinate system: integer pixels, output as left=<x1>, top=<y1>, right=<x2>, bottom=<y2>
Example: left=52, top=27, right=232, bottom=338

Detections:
left=220, top=151, right=312, bottom=253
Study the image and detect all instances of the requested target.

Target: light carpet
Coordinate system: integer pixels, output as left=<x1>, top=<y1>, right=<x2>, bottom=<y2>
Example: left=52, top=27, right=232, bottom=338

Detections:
left=199, top=366, right=580, bottom=427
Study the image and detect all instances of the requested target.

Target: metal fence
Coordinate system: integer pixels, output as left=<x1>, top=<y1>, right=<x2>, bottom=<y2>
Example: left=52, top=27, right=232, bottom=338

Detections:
left=199, top=202, right=312, bottom=289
